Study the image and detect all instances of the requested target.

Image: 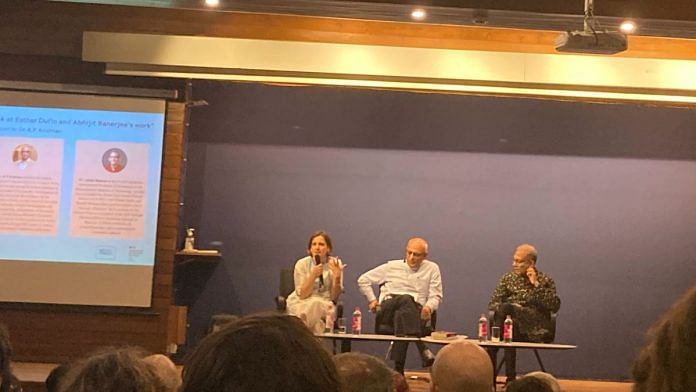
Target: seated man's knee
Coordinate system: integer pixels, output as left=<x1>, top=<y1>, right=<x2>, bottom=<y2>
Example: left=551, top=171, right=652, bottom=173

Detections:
left=497, top=303, right=516, bottom=320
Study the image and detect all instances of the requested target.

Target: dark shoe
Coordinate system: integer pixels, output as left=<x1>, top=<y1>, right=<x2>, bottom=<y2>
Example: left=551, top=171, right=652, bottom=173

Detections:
left=420, top=348, right=435, bottom=368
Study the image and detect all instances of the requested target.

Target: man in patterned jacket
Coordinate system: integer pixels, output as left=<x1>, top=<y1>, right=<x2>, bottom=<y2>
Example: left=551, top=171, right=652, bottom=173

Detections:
left=487, top=244, right=561, bottom=383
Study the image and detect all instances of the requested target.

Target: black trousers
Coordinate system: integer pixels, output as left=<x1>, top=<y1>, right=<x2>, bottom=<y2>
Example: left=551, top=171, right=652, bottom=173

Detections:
left=391, top=340, right=430, bottom=374
left=376, top=295, right=433, bottom=374
left=487, top=303, right=531, bottom=382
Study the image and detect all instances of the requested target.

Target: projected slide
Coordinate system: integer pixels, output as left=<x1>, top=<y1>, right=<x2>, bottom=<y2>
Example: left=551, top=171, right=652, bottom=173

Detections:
left=0, top=90, right=165, bottom=307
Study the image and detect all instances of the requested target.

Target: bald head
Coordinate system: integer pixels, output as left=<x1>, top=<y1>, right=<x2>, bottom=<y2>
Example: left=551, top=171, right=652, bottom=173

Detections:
left=515, top=244, right=537, bottom=262
left=20, top=145, right=31, bottom=161
left=405, top=237, right=429, bottom=269
left=144, top=354, right=181, bottom=391
left=512, top=244, right=538, bottom=276
left=334, top=352, right=394, bottom=392
left=431, top=341, right=493, bottom=392
left=407, top=237, right=429, bottom=253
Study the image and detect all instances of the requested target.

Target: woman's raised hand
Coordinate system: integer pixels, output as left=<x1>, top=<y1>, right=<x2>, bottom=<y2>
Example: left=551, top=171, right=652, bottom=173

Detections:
left=328, top=257, right=345, bottom=276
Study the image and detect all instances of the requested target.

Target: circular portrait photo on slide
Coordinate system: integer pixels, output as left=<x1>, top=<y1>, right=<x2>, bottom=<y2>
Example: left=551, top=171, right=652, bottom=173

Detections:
left=13, top=144, right=38, bottom=170
left=102, top=148, right=128, bottom=173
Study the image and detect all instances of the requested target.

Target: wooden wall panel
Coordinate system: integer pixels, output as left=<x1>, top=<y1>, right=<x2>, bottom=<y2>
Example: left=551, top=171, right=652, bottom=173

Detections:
left=0, top=1, right=695, bottom=63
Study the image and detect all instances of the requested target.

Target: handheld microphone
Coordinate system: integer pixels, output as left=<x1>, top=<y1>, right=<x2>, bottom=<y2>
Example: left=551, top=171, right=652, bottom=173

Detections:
left=314, top=254, right=324, bottom=286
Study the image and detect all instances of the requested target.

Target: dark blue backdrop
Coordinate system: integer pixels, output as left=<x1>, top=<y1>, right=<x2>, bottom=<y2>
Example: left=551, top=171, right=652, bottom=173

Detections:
left=180, top=82, right=696, bottom=380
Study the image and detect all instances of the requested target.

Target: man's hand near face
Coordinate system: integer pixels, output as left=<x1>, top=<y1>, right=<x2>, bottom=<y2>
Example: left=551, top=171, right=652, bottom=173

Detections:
left=526, top=266, right=539, bottom=287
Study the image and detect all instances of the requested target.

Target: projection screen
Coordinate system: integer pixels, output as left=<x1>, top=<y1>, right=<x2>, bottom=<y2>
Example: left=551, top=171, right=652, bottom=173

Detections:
left=0, top=90, right=166, bottom=307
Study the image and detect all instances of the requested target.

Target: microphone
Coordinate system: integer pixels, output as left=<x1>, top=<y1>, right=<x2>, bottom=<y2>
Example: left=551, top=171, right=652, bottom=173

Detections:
left=314, top=254, right=324, bottom=286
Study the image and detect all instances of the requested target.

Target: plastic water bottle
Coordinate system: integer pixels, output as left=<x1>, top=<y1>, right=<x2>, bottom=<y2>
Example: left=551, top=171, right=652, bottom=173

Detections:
left=352, top=306, right=362, bottom=334
left=184, top=228, right=195, bottom=250
left=478, top=313, right=488, bottom=342
left=503, top=315, right=513, bottom=343
left=324, top=302, right=335, bottom=333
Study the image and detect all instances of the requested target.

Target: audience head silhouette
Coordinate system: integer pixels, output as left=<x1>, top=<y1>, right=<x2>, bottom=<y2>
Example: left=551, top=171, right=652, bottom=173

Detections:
left=45, top=362, right=71, bottom=392
left=181, top=312, right=339, bottom=392
left=334, top=352, right=395, bottom=392
left=143, top=354, right=181, bottom=392
left=0, top=323, right=20, bottom=392
left=506, top=371, right=560, bottom=392
left=633, top=282, right=696, bottom=392
left=58, top=347, right=174, bottom=392
left=430, top=340, right=493, bottom=392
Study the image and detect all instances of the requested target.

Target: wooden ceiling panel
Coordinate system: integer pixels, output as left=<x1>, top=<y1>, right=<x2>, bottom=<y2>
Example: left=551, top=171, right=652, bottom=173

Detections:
left=1, top=1, right=695, bottom=62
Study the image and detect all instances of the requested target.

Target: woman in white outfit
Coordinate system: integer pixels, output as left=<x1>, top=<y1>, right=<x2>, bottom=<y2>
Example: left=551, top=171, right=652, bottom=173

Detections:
left=286, top=231, right=344, bottom=333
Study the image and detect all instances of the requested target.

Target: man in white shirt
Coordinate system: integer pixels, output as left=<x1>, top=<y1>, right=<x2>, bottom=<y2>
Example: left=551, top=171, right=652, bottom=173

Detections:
left=15, top=145, right=35, bottom=170
left=357, top=237, right=443, bottom=373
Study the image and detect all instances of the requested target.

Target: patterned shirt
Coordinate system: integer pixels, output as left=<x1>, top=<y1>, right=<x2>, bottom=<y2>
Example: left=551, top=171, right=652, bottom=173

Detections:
left=488, top=271, right=560, bottom=342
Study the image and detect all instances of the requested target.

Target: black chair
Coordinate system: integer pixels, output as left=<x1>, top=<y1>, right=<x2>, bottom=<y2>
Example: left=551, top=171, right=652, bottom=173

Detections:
left=274, top=268, right=295, bottom=312
left=488, top=310, right=558, bottom=379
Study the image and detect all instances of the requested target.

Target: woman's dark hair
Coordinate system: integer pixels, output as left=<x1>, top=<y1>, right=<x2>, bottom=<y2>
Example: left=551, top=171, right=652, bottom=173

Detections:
left=632, top=282, right=696, bottom=391
left=182, top=312, right=339, bottom=392
left=45, top=362, right=71, bottom=392
left=307, top=231, right=333, bottom=253
left=59, top=347, right=166, bottom=392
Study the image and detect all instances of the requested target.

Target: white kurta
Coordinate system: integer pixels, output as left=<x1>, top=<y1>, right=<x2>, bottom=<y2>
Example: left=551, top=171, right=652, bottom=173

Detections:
left=286, top=256, right=344, bottom=333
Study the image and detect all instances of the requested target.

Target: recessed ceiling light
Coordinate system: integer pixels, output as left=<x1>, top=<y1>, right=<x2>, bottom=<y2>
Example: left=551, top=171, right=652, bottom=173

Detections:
left=620, top=20, right=636, bottom=33
left=205, top=0, right=220, bottom=7
left=411, top=8, right=427, bottom=21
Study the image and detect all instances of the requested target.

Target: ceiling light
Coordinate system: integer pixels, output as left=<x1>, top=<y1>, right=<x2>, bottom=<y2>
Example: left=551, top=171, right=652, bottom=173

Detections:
left=620, top=20, right=637, bottom=33
left=205, top=0, right=219, bottom=7
left=411, top=8, right=426, bottom=21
